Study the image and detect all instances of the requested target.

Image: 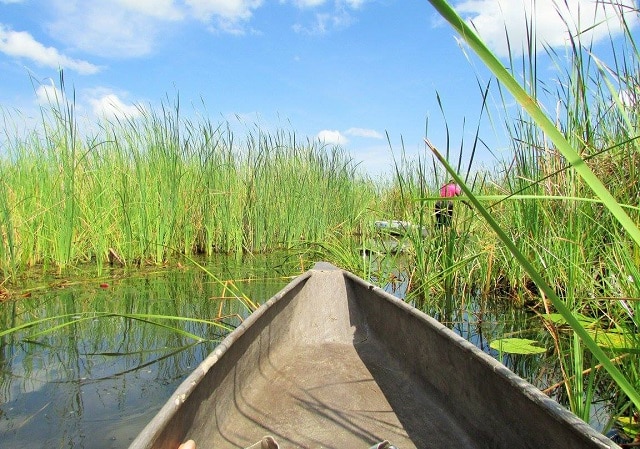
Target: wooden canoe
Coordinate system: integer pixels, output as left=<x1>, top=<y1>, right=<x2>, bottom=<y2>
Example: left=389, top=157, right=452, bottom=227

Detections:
left=129, top=263, right=618, bottom=449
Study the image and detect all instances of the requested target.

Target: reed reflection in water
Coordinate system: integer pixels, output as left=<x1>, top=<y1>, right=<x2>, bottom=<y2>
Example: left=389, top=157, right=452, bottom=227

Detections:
left=0, top=259, right=291, bottom=449
left=0, top=256, right=548, bottom=449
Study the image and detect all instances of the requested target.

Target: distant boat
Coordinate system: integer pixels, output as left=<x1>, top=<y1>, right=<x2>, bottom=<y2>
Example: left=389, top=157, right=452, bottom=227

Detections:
left=130, top=263, right=617, bottom=449
left=374, top=220, right=428, bottom=237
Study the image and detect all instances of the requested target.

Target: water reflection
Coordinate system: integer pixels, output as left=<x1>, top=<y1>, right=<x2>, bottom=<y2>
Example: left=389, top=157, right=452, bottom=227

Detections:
left=0, top=257, right=293, bottom=449
left=0, top=256, right=568, bottom=448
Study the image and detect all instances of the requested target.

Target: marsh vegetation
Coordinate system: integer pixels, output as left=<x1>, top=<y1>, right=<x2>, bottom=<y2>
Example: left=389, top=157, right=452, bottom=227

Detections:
left=1, top=0, right=639, bottom=445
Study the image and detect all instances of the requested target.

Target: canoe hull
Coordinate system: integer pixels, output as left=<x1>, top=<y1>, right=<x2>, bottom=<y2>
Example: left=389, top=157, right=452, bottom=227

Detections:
left=130, top=263, right=617, bottom=449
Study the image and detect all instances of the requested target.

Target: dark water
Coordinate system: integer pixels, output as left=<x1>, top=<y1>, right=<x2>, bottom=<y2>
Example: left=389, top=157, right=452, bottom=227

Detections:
left=0, top=255, right=600, bottom=448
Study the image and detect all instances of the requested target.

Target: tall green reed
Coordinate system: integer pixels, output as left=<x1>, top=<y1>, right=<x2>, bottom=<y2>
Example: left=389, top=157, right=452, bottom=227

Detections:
left=426, top=0, right=640, bottom=415
left=385, top=101, right=486, bottom=307
left=0, top=87, right=378, bottom=281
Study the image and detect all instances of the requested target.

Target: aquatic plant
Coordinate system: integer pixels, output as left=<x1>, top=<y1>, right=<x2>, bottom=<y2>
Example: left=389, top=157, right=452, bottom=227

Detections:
left=0, top=88, right=378, bottom=280
left=426, top=0, right=640, bottom=421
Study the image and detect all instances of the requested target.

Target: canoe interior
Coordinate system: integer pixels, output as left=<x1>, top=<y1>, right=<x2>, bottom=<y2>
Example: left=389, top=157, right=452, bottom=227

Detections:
left=130, top=263, right=618, bottom=449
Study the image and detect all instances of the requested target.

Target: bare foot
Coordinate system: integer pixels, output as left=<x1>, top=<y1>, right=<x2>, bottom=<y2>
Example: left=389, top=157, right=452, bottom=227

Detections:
left=178, top=440, right=196, bottom=449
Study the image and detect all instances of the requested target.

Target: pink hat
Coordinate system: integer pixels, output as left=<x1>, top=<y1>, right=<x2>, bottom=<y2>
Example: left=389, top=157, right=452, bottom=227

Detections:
left=440, top=182, right=461, bottom=198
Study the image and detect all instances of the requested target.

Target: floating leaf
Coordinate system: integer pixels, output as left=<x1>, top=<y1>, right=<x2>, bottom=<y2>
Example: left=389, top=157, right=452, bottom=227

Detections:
left=542, top=313, right=597, bottom=328
left=616, top=416, right=640, bottom=438
left=490, top=338, right=546, bottom=355
left=588, top=330, right=639, bottom=352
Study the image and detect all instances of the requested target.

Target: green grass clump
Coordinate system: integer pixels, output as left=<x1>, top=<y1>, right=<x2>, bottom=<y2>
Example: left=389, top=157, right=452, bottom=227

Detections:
left=422, top=0, right=640, bottom=426
left=0, top=94, right=378, bottom=279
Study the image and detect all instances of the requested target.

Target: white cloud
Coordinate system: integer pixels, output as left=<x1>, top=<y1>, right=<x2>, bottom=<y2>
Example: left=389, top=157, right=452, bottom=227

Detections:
left=316, top=127, right=381, bottom=145
left=619, top=89, right=637, bottom=109
left=87, top=91, right=144, bottom=119
left=0, top=24, right=99, bottom=74
left=317, top=129, right=348, bottom=145
left=33, top=83, right=144, bottom=122
left=31, top=0, right=366, bottom=58
left=46, top=0, right=265, bottom=55
left=290, top=0, right=327, bottom=7
left=35, top=83, right=65, bottom=105
left=344, top=0, right=365, bottom=8
left=115, top=0, right=184, bottom=20
left=185, top=0, right=264, bottom=35
left=290, top=0, right=364, bottom=34
left=47, top=1, right=162, bottom=58
left=455, top=0, right=639, bottom=57
left=293, top=9, right=353, bottom=34
left=345, top=127, right=383, bottom=139
left=287, top=0, right=365, bottom=8
left=186, top=0, right=262, bottom=21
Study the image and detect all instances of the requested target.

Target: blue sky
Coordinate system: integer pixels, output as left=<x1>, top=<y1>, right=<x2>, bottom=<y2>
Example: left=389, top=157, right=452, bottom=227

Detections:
left=0, top=0, right=637, bottom=177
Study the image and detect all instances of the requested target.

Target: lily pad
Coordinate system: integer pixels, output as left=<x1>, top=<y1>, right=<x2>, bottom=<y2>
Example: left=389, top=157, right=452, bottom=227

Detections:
left=616, top=416, right=640, bottom=438
left=542, top=313, right=597, bottom=328
left=490, top=338, right=546, bottom=355
left=588, top=329, right=639, bottom=352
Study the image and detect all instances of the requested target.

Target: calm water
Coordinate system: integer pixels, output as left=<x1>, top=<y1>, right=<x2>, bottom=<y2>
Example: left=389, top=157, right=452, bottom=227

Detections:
left=0, top=255, right=562, bottom=449
left=0, top=256, right=296, bottom=449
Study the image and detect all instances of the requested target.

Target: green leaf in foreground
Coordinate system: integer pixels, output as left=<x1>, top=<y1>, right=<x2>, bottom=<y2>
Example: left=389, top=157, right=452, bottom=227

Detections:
left=490, top=338, right=547, bottom=355
left=425, top=0, right=640, bottom=247
left=423, top=0, right=640, bottom=411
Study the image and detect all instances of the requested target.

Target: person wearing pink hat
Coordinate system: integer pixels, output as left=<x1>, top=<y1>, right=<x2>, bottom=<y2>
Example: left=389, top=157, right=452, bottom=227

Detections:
left=435, top=180, right=461, bottom=227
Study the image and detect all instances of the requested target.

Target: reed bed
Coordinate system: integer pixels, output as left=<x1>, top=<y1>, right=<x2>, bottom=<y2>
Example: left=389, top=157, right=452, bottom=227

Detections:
left=1, top=0, right=639, bottom=436
left=339, top=0, right=639, bottom=430
left=411, top=0, right=640, bottom=430
left=0, top=97, right=378, bottom=280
